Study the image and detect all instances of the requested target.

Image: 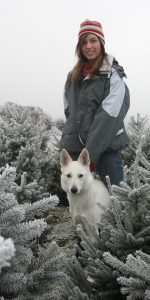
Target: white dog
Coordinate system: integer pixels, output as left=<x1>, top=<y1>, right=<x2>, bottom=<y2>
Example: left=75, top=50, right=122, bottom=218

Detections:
left=60, top=148, right=111, bottom=239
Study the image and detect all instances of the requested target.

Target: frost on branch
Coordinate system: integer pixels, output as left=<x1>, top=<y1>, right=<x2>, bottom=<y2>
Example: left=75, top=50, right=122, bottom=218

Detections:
left=0, top=236, right=15, bottom=272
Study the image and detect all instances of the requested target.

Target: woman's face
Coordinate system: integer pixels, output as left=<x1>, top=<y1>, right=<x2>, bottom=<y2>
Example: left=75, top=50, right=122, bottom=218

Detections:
left=81, top=34, right=101, bottom=61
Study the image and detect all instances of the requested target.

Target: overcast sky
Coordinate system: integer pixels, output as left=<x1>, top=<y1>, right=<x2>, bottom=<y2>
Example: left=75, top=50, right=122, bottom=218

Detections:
left=0, top=0, right=150, bottom=122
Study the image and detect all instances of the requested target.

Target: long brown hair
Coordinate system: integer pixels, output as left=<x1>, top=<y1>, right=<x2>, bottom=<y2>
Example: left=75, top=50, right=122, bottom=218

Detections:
left=70, top=33, right=110, bottom=85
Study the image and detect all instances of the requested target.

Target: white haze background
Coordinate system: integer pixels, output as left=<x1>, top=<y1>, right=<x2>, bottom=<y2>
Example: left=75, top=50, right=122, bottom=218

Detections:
left=0, top=0, right=150, bottom=122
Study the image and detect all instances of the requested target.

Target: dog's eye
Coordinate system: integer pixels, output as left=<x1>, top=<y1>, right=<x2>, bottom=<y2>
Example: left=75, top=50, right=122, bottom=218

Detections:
left=67, top=174, right=71, bottom=178
left=79, top=174, right=83, bottom=178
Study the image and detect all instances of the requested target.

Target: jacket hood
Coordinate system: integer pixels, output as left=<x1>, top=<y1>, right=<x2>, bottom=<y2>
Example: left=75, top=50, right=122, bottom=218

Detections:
left=99, top=54, right=114, bottom=72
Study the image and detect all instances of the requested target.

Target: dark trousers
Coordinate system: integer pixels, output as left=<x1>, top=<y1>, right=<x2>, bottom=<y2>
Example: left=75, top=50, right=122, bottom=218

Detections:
left=96, top=151, right=123, bottom=187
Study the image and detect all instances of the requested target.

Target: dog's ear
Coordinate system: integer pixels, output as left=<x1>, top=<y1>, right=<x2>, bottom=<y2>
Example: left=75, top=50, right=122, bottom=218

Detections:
left=78, top=148, right=90, bottom=167
left=60, top=149, right=72, bottom=167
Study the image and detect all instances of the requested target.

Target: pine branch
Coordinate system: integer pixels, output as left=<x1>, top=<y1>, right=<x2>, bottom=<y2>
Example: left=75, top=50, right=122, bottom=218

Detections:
left=8, top=219, right=47, bottom=244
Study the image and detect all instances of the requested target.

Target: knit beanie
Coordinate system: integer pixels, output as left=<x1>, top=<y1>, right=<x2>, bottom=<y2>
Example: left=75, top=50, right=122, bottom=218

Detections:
left=78, top=19, right=105, bottom=47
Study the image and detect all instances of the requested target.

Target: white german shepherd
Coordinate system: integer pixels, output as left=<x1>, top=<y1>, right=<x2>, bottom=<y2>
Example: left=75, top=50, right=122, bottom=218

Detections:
left=60, top=148, right=111, bottom=239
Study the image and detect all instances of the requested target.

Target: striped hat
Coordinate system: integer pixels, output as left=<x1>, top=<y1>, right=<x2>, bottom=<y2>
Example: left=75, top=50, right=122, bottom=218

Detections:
left=78, top=19, right=105, bottom=47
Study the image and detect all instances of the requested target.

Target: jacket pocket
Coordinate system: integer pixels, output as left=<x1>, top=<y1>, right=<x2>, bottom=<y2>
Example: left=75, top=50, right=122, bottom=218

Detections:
left=60, top=118, right=84, bottom=153
left=107, top=131, right=129, bottom=152
left=62, top=118, right=77, bottom=136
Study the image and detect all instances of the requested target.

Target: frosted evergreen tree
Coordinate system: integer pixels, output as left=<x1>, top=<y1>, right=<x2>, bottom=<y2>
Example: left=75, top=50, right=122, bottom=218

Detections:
left=0, top=103, right=53, bottom=203
left=0, top=102, right=53, bottom=130
left=121, top=114, right=149, bottom=167
left=0, top=164, right=67, bottom=299
left=0, top=102, right=67, bottom=203
left=104, top=250, right=150, bottom=300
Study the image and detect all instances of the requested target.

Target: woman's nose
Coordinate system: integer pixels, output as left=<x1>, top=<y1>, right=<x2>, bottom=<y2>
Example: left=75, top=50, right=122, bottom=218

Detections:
left=86, top=41, right=92, bottom=48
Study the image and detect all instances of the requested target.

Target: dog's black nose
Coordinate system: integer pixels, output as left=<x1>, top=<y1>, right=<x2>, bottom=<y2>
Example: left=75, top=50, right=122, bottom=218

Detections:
left=71, top=187, right=78, bottom=194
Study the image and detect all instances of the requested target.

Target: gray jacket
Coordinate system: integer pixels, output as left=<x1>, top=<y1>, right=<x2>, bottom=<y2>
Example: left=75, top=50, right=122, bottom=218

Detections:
left=59, top=54, right=130, bottom=164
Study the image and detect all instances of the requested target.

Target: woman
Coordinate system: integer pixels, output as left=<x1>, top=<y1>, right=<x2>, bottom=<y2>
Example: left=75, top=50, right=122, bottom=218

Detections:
left=59, top=19, right=130, bottom=187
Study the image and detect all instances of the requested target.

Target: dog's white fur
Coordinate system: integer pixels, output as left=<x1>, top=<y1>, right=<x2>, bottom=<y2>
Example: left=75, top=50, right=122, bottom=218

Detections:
left=60, top=148, right=111, bottom=239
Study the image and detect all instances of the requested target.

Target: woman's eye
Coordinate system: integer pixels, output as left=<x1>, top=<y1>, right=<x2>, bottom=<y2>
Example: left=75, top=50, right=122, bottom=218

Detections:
left=79, top=174, right=83, bottom=178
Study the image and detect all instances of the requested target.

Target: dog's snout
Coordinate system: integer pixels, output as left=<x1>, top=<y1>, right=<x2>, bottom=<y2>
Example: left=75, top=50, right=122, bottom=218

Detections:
left=71, top=187, right=78, bottom=194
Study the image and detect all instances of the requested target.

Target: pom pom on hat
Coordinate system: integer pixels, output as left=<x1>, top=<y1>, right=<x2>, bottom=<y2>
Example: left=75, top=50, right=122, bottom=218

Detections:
left=78, top=19, right=105, bottom=47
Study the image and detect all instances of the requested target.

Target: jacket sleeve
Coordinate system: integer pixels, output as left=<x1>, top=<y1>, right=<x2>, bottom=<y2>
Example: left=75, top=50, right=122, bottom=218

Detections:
left=63, top=80, right=70, bottom=119
left=85, top=67, right=130, bottom=164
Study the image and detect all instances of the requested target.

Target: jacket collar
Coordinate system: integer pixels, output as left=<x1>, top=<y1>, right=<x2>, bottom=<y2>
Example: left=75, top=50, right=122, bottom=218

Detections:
left=83, top=54, right=114, bottom=80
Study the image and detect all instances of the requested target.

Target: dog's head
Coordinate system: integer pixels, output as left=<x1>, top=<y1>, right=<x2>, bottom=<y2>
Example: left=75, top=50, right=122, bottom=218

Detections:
left=60, top=148, right=92, bottom=194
